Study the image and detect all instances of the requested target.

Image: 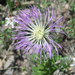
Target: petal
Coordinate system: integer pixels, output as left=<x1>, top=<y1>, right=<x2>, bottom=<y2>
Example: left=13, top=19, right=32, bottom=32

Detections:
left=11, top=22, right=14, bottom=28
left=5, top=21, right=10, bottom=26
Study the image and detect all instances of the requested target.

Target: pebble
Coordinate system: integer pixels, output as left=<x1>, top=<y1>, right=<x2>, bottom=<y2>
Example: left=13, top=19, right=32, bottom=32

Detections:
left=21, top=71, right=27, bottom=75
left=13, top=11, right=17, bottom=15
left=65, top=3, right=70, bottom=10
left=4, top=55, right=14, bottom=68
left=53, top=69, right=60, bottom=75
left=51, top=3, right=55, bottom=8
left=4, top=68, right=14, bottom=75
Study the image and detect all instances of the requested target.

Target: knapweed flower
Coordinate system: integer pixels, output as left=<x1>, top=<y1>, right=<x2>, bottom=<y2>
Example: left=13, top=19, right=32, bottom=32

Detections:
left=13, top=6, right=66, bottom=62
left=5, top=16, right=15, bottom=28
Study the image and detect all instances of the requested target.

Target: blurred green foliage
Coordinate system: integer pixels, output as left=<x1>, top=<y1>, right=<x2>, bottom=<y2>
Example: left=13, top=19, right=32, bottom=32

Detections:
left=0, top=21, right=6, bottom=25
left=22, top=66, right=26, bottom=71
left=62, top=18, right=75, bottom=39
left=0, top=28, right=12, bottom=51
left=6, top=0, right=20, bottom=12
left=61, top=0, right=68, bottom=3
left=34, top=0, right=51, bottom=12
left=6, top=0, right=14, bottom=12
left=67, top=18, right=75, bottom=39
left=30, top=51, right=70, bottom=75
left=42, top=0, right=51, bottom=7
left=70, top=1, right=75, bottom=12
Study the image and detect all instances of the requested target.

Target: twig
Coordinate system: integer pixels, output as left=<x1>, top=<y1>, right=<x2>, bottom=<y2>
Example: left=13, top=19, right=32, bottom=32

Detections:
left=21, top=1, right=34, bottom=5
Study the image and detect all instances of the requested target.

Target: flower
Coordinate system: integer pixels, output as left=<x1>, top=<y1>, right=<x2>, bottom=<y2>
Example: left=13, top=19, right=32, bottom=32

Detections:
left=70, top=58, right=75, bottom=67
left=5, top=16, right=15, bottom=28
left=13, top=6, right=66, bottom=62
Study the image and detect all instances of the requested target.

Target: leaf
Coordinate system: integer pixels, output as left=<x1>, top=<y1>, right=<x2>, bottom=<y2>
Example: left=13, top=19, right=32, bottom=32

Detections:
left=35, top=0, right=39, bottom=4
left=22, top=67, right=26, bottom=71
left=32, top=66, right=39, bottom=73
left=6, top=0, right=14, bottom=12
left=46, top=2, right=51, bottom=5
left=0, top=34, right=3, bottom=37
left=0, top=40, right=3, bottom=44
left=0, top=21, right=6, bottom=24
left=60, top=55, right=69, bottom=60
left=42, top=0, right=46, bottom=7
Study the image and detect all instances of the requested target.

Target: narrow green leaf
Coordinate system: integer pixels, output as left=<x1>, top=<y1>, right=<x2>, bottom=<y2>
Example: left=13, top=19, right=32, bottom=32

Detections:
left=0, top=40, right=3, bottom=44
left=46, top=2, right=51, bottom=5
left=6, top=0, right=14, bottom=12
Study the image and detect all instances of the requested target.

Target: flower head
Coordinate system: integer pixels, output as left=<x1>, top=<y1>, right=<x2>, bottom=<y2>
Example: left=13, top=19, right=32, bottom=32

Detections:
left=5, top=16, right=15, bottom=28
left=13, top=6, right=66, bottom=62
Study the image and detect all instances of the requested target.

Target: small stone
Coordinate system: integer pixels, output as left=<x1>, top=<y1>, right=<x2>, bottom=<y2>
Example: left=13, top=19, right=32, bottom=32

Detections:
left=13, top=11, right=17, bottom=15
left=65, top=27, right=70, bottom=30
left=53, top=69, right=60, bottom=75
left=65, top=3, right=70, bottom=9
left=4, top=55, right=14, bottom=68
left=61, top=8, right=66, bottom=13
left=51, top=3, right=55, bottom=8
left=4, top=68, right=14, bottom=75
left=21, top=71, right=27, bottom=75
left=9, top=52, right=14, bottom=55
left=0, top=4, right=2, bottom=7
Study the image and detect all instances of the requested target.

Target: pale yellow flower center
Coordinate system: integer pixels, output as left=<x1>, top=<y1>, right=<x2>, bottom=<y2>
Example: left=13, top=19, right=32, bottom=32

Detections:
left=32, top=26, right=45, bottom=41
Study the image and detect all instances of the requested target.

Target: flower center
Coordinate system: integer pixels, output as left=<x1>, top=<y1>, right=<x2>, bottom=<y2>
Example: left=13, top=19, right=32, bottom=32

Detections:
left=32, top=26, right=45, bottom=41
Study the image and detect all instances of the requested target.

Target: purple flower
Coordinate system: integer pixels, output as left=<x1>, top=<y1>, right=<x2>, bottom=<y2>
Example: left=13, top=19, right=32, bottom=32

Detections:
left=13, top=6, right=66, bottom=62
